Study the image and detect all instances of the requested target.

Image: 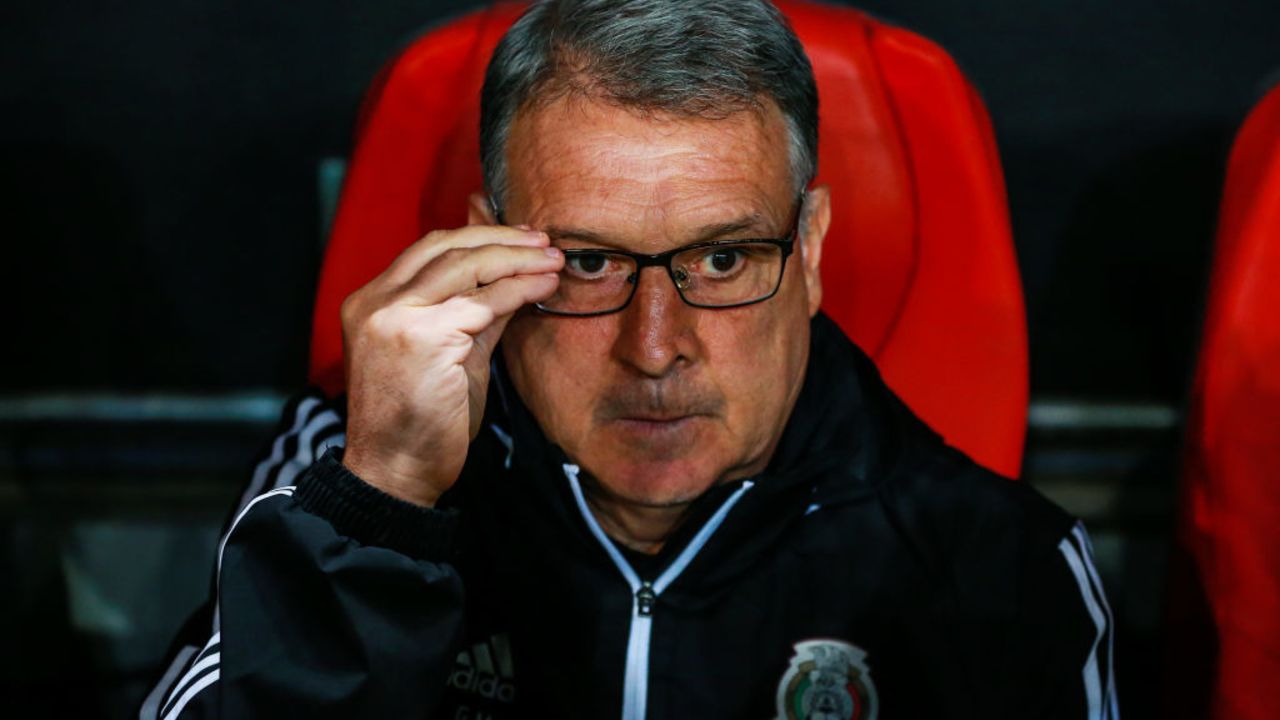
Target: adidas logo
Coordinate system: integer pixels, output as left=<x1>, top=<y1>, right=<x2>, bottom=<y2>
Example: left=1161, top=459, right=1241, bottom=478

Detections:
left=449, top=634, right=516, bottom=703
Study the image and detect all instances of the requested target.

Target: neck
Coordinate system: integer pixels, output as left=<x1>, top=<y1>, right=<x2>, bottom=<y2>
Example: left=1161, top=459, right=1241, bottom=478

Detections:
left=581, top=483, right=692, bottom=555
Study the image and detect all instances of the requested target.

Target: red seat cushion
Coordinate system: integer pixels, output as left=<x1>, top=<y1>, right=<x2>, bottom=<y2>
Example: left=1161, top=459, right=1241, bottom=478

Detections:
left=309, top=0, right=1027, bottom=477
left=1172, top=82, right=1280, bottom=719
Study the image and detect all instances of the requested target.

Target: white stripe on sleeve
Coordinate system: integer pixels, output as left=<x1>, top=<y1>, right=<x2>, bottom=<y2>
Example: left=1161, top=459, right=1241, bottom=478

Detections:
left=1058, top=531, right=1111, bottom=720
left=1072, top=524, right=1119, bottom=718
left=161, top=652, right=219, bottom=716
left=273, top=408, right=342, bottom=489
left=161, top=668, right=220, bottom=720
left=139, top=645, right=197, bottom=720
left=235, top=397, right=321, bottom=513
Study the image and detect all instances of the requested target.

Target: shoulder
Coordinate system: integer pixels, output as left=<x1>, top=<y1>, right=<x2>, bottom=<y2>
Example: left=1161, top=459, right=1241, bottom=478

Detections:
left=896, top=449, right=1118, bottom=713
left=912, top=444, right=1073, bottom=548
left=878, top=441, right=1085, bottom=613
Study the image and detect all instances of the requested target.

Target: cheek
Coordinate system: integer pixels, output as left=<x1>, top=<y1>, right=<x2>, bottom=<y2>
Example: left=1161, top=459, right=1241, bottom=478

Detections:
left=501, top=314, right=616, bottom=440
left=710, top=270, right=812, bottom=446
left=699, top=302, right=804, bottom=420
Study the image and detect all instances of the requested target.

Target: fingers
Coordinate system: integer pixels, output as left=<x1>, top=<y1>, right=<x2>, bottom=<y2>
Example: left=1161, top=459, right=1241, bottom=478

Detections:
left=400, top=243, right=564, bottom=307
left=439, top=273, right=560, bottom=335
left=381, top=225, right=550, bottom=287
left=340, top=225, right=563, bottom=358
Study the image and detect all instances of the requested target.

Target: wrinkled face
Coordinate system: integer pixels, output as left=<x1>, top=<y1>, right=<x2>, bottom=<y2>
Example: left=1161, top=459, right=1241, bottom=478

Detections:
left=478, top=97, right=829, bottom=507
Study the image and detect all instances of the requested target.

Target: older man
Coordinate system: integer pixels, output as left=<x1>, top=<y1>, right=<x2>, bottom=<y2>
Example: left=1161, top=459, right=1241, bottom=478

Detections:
left=145, top=1, right=1117, bottom=719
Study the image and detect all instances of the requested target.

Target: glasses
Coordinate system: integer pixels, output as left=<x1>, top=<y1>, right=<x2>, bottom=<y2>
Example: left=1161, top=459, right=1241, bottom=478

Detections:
left=496, top=200, right=803, bottom=317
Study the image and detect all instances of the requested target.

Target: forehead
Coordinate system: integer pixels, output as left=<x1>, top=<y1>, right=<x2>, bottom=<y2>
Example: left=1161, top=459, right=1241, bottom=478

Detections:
left=503, top=96, right=794, bottom=238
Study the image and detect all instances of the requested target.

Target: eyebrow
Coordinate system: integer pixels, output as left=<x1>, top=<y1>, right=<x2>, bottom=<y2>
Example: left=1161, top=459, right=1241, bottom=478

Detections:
left=544, top=213, right=771, bottom=249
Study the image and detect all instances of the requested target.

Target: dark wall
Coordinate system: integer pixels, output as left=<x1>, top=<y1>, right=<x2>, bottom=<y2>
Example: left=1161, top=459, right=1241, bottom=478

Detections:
left=3, top=0, right=483, bottom=391
left=4, top=0, right=1279, bottom=399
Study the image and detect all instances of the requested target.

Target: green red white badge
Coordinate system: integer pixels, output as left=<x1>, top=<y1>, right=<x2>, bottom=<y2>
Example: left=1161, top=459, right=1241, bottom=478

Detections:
left=774, top=639, right=878, bottom=720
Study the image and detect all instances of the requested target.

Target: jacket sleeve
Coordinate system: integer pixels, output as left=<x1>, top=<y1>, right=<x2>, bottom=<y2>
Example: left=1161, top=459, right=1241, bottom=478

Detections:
left=139, top=395, right=465, bottom=719
left=1013, top=520, right=1120, bottom=720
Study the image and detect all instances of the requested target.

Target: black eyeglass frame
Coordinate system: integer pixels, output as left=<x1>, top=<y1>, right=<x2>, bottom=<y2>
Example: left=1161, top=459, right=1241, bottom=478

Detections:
left=493, top=197, right=806, bottom=317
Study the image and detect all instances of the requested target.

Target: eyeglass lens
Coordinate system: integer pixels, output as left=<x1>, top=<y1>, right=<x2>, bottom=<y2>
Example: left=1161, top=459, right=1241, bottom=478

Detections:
left=538, top=242, right=785, bottom=315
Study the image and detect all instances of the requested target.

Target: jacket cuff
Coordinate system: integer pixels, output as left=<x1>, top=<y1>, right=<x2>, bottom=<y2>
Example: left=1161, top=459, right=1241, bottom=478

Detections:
left=295, top=447, right=459, bottom=561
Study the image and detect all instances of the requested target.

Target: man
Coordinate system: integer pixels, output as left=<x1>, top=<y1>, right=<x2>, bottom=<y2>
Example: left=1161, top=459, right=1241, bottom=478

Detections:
left=144, top=1, right=1118, bottom=718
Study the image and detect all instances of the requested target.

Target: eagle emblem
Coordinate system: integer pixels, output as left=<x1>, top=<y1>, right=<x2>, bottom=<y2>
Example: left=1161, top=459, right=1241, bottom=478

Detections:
left=774, top=639, right=878, bottom=720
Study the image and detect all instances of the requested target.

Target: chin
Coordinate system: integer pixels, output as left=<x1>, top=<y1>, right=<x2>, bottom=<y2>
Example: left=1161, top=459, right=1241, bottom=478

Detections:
left=569, top=419, right=718, bottom=505
left=588, top=456, right=724, bottom=508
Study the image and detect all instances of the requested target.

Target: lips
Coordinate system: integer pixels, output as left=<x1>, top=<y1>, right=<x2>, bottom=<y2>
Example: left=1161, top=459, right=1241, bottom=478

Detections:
left=612, top=415, right=705, bottom=436
left=595, top=381, right=726, bottom=428
left=619, top=414, right=698, bottom=423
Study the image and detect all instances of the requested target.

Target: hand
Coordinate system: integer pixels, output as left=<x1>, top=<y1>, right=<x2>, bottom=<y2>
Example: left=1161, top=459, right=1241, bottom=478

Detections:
left=339, top=225, right=563, bottom=506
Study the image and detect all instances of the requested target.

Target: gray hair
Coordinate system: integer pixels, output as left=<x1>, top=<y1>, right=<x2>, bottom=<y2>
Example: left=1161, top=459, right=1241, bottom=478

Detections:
left=479, top=0, right=819, bottom=212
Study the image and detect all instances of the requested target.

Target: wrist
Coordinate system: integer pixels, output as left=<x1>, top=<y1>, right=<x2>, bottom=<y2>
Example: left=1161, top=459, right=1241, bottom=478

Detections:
left=342, top=447, right=450, bottom=508
left=296, top=448, right=459, bottom=560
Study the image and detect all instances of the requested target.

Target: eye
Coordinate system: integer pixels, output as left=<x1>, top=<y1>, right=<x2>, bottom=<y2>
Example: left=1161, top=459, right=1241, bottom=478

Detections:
left=696, top=248, right=745, bottom=277
left=708, top=249, right=741, bottom=273
left=564, top=252, right=611, bottom=279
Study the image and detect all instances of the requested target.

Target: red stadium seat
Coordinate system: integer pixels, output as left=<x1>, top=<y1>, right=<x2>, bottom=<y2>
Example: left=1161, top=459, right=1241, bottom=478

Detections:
left=1170, top=82, right=1280, bottom=719
left=309, top=0, right=1028, bottom=478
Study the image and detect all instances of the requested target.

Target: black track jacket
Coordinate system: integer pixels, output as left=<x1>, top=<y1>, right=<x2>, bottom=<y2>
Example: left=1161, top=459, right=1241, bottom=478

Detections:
left=141, top=313, right=1119, bottom=719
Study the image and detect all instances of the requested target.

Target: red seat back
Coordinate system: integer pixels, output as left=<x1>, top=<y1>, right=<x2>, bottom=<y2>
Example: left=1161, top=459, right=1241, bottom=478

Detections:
left=1172, top=83, right=1280, bottom=719
left=309, top=0, right=1027, bottom=477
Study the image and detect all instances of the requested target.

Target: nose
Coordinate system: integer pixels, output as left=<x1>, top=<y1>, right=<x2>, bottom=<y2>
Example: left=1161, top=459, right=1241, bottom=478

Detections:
left=610, top=266, right=701, bottom=378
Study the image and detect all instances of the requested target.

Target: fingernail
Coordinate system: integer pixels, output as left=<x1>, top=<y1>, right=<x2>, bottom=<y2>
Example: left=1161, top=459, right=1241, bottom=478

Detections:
left=544, top=246, right=562, bottom=258
left=515, top=224, right=532, bottom=231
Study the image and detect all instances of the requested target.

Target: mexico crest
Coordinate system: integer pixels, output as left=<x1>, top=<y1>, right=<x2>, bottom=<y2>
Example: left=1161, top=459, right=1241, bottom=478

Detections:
left=774, top=639, right=878, bottom=720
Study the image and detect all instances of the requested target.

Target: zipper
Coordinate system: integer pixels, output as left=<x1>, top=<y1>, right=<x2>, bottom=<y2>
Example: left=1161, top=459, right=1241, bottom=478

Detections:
left=564, top=464, right=754, bottom=720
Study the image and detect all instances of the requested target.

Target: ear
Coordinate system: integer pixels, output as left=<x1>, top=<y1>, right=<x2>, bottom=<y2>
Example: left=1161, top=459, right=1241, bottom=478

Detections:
left=799, top=184, right=831, bottom=318
left=467, top=192, right=497, bottom=226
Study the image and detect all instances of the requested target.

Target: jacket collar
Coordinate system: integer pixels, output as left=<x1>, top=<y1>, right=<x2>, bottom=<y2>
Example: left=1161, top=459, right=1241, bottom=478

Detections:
left=470, top=311, right=946, bottom=596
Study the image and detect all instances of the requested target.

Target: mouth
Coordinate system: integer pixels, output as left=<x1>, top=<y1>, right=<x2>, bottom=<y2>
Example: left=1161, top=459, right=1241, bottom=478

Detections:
left=612, top=414, right=705, bottom=435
